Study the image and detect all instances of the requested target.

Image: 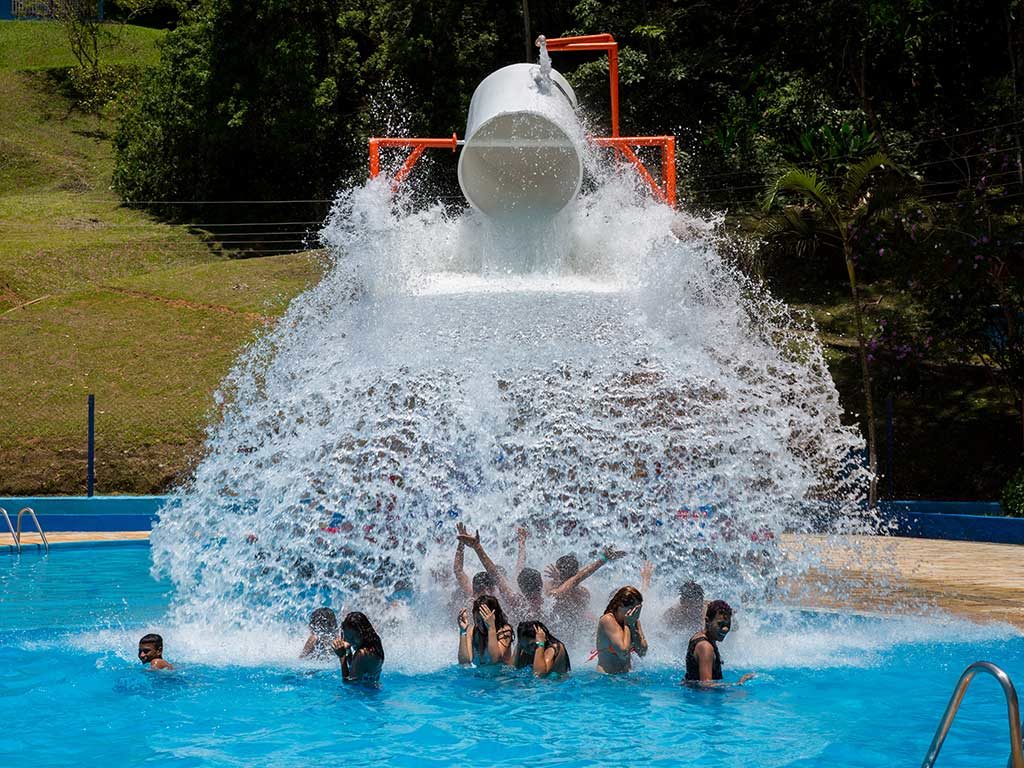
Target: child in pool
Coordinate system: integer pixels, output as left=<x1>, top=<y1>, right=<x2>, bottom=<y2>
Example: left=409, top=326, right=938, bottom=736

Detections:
left=138, top=633, right=174, bottom=670
left=683, top=599, right=755, bottom=686
left=457, top=594, right=514, bottom=667
left=594, top=586, right=648, bottom=674
left=300, top=607, right=338, bottom=659
left=332, top=612, right=384, bottom=684
left=514, top=621, right=571, bottom=676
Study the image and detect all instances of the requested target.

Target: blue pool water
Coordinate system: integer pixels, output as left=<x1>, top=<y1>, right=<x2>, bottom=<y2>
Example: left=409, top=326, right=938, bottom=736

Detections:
left=2, top=547, right=1023, bottom=767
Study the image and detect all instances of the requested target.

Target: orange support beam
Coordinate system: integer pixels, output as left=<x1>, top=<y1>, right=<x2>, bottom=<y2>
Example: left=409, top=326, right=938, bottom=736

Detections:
left=544, top=34, right=620, bottom=138
left=368, top=134, right=459, bottom=183
left=593, top=136, right=677, bottom=206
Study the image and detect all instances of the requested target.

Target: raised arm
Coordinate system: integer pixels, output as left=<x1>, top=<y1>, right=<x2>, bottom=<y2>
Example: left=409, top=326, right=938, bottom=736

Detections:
left=631, top=619, right=649, bottom=657
left=457, top=609, right=473, bottom=665
left=454, top=540, right=472, bottom=597
left=478, top=604, right=511, bottom=664
left=531, top=625, right=557, bottom=676
left=299, top=634, right=318, bottom=658
left=639, top=561, right=653, bottom=593
left=458, top=525, right=520, bottom=607
left=549, top=546, right=626, bottom=597
left=515, top=527, right=528, bottom=576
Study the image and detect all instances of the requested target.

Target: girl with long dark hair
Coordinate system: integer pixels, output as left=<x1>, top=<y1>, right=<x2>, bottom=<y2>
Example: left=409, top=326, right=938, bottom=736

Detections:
left=332, top=611, right=385, bottom=684
left=594, top=585, right=648, bottom=674
left=457, top=594, right=514, bottom=666
left=514, top=621, right=571, bottom=676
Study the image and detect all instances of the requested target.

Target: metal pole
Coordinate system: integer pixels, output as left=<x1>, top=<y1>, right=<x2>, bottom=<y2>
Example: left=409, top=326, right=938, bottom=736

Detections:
left=885, top=393, right=895, bottom=498
left=87, top=394, right=95, bottom=497
left=521, top=0, right=531, bottom=62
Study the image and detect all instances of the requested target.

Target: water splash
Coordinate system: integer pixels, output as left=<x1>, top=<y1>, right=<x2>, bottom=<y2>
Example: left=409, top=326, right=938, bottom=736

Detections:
left=535, top=35, right=553, bottom=91
left=150, top=154, right=874, bottom=637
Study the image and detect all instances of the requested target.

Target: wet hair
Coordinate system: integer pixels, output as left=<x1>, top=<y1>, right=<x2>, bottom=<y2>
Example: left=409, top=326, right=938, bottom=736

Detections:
left=517, top=567, right=543, bottom=599
left=472, top=570, right=495, bottom=595
left=342, top=611, right=384, bottom=661
left=555, top=554, right=579, bottom=581
left=705, top=599, right=733, bottom=624
left=471, top=594, right=513, bottom=657
left=515, top=621, right=571, bottom=671
left=678, top=581, right=704, bottom=603
left=139, top=633, right=163, bottom=649
left=309, top=607, right=338, bottom=636
left=603, top=585, right=643, bottom=617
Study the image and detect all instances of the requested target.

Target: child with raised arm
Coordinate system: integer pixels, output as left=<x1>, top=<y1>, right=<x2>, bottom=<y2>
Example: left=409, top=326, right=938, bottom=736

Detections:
left=138, top=633, right=174, bottom=670
left=547, top=546, right=626, bottom=636
left=332, top=612, right=384, bottom=685
left=456, top=523, right=533, bottom=616
left=594, top=586, right=648, bottom=674
left=457, top=594, right=514, bottom=667
left=683, top=599, right=754, bottom=687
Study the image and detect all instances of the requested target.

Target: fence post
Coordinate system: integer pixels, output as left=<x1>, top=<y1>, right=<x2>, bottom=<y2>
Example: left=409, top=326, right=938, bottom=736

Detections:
left=885, top=393, right=895, bottom=499
left=87, top=394, right=95, bottom=497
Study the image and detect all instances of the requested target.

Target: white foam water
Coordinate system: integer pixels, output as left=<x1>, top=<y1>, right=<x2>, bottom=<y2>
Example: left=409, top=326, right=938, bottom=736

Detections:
left=149, top=145, right=875, bottom=651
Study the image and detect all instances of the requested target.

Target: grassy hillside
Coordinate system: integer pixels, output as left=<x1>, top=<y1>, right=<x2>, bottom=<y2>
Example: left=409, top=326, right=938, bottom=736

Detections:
left=0, top=21, right=324, bottom=495
left=0, top=20, right=164, bottom=70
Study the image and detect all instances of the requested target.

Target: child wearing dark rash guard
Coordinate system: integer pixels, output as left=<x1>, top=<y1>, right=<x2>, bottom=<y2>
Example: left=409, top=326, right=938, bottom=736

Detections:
left=332, top=611, right=384, bottom=684
left=684, top=599, right=755, bottom=686
left=594, top=586, right=648, bottom=674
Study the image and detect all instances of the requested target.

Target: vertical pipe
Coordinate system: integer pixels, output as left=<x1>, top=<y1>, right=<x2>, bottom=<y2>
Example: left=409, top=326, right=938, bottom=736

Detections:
left=87, top=394, right=95, bottom=497
left=885, top=393, right=895, bottom=499
left=368, top=140, right=380, bottom=178
left=608, top=46, right=620, bottom=137
left=663, top=138, right=677, bottom=207
left=521, top=0, right=531, bottom=62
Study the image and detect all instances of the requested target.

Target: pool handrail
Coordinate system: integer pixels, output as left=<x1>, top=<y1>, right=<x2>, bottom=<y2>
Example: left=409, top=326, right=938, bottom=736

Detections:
left=921, top=661, right=1023, bottom=768
left=16, top=507, right=49, bottom=553
left=1, top=507, right=19, bottom=554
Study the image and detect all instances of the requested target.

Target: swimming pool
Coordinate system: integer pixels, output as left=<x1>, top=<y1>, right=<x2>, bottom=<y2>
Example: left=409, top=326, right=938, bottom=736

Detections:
left=3, top=546, right=1022, bottom=767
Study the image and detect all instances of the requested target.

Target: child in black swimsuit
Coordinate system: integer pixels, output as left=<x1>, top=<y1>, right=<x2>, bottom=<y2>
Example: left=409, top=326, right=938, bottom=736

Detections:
left=684, top=599, right=754, bottom=686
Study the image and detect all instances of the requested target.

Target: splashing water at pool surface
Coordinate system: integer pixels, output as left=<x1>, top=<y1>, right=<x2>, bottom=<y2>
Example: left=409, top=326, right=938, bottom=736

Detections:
left=149, top=150, right=876, bottom=635
left=5, top=32, right=1023, bottom=768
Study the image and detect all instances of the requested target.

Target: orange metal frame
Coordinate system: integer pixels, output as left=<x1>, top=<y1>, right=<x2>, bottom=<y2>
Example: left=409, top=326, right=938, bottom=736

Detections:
left=366, top=34, right=676, bottom=207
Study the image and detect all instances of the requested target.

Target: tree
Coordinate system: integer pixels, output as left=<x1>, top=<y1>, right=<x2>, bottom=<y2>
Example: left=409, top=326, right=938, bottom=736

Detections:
left=54, top=0, right=106, bottom=76
left=762, top=154, right=920, bottom=507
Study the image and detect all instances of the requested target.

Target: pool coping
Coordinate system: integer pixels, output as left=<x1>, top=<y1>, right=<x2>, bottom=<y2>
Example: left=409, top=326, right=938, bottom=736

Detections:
left=2, top=531, right=151, bottom=555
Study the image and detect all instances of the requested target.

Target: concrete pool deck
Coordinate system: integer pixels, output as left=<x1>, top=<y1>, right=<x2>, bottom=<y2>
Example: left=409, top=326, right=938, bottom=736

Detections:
left=4, top=531, right=1022, bottom=629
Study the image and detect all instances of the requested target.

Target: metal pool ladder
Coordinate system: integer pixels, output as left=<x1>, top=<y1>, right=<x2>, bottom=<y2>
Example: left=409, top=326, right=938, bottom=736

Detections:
left=921, top=661, right=1024, bottom=768
left=0, top=507, right=49, bottom=553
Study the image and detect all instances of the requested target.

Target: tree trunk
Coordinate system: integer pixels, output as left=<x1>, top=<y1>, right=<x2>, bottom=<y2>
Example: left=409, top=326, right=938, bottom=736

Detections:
left=845, top=241, right=879, bottom=508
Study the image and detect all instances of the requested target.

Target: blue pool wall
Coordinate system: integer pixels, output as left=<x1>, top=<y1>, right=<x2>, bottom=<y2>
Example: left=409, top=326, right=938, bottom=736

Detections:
left=0, top=496, right=170, bottom=532
left=1, top=496, right=1022, bottom=544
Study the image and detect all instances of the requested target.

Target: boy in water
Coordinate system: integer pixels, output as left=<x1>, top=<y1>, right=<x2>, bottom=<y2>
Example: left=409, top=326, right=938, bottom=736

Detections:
left=138, top=634, right=174, bottom=670
left=300, top=607, right=338, bottom=659
left=664, top=580, right=705, bottom=633
left=684, top=600, right=754, bottom=686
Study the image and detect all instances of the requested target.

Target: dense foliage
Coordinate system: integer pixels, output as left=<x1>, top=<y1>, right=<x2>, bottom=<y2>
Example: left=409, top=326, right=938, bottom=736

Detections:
left=108, top=0, right=1024, bottom=497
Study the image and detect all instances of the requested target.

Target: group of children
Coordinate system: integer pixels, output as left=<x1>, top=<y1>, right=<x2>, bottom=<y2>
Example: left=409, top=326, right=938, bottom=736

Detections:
left=138, top=524, right=753, bottom=687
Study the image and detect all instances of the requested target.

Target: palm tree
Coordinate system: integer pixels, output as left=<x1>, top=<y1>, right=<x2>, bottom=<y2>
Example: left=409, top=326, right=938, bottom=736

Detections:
left=762, top=153, right=917, bottom=508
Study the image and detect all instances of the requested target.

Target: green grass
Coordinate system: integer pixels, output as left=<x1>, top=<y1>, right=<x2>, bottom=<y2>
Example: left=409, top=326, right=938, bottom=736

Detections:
left=0, top=20, right=164, bottom=71
left=0, top=22, right=326, bottom=494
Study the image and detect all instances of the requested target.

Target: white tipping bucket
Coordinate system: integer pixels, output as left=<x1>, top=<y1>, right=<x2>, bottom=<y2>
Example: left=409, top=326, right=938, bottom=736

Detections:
left=457, top=63, right=583, bottom=219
